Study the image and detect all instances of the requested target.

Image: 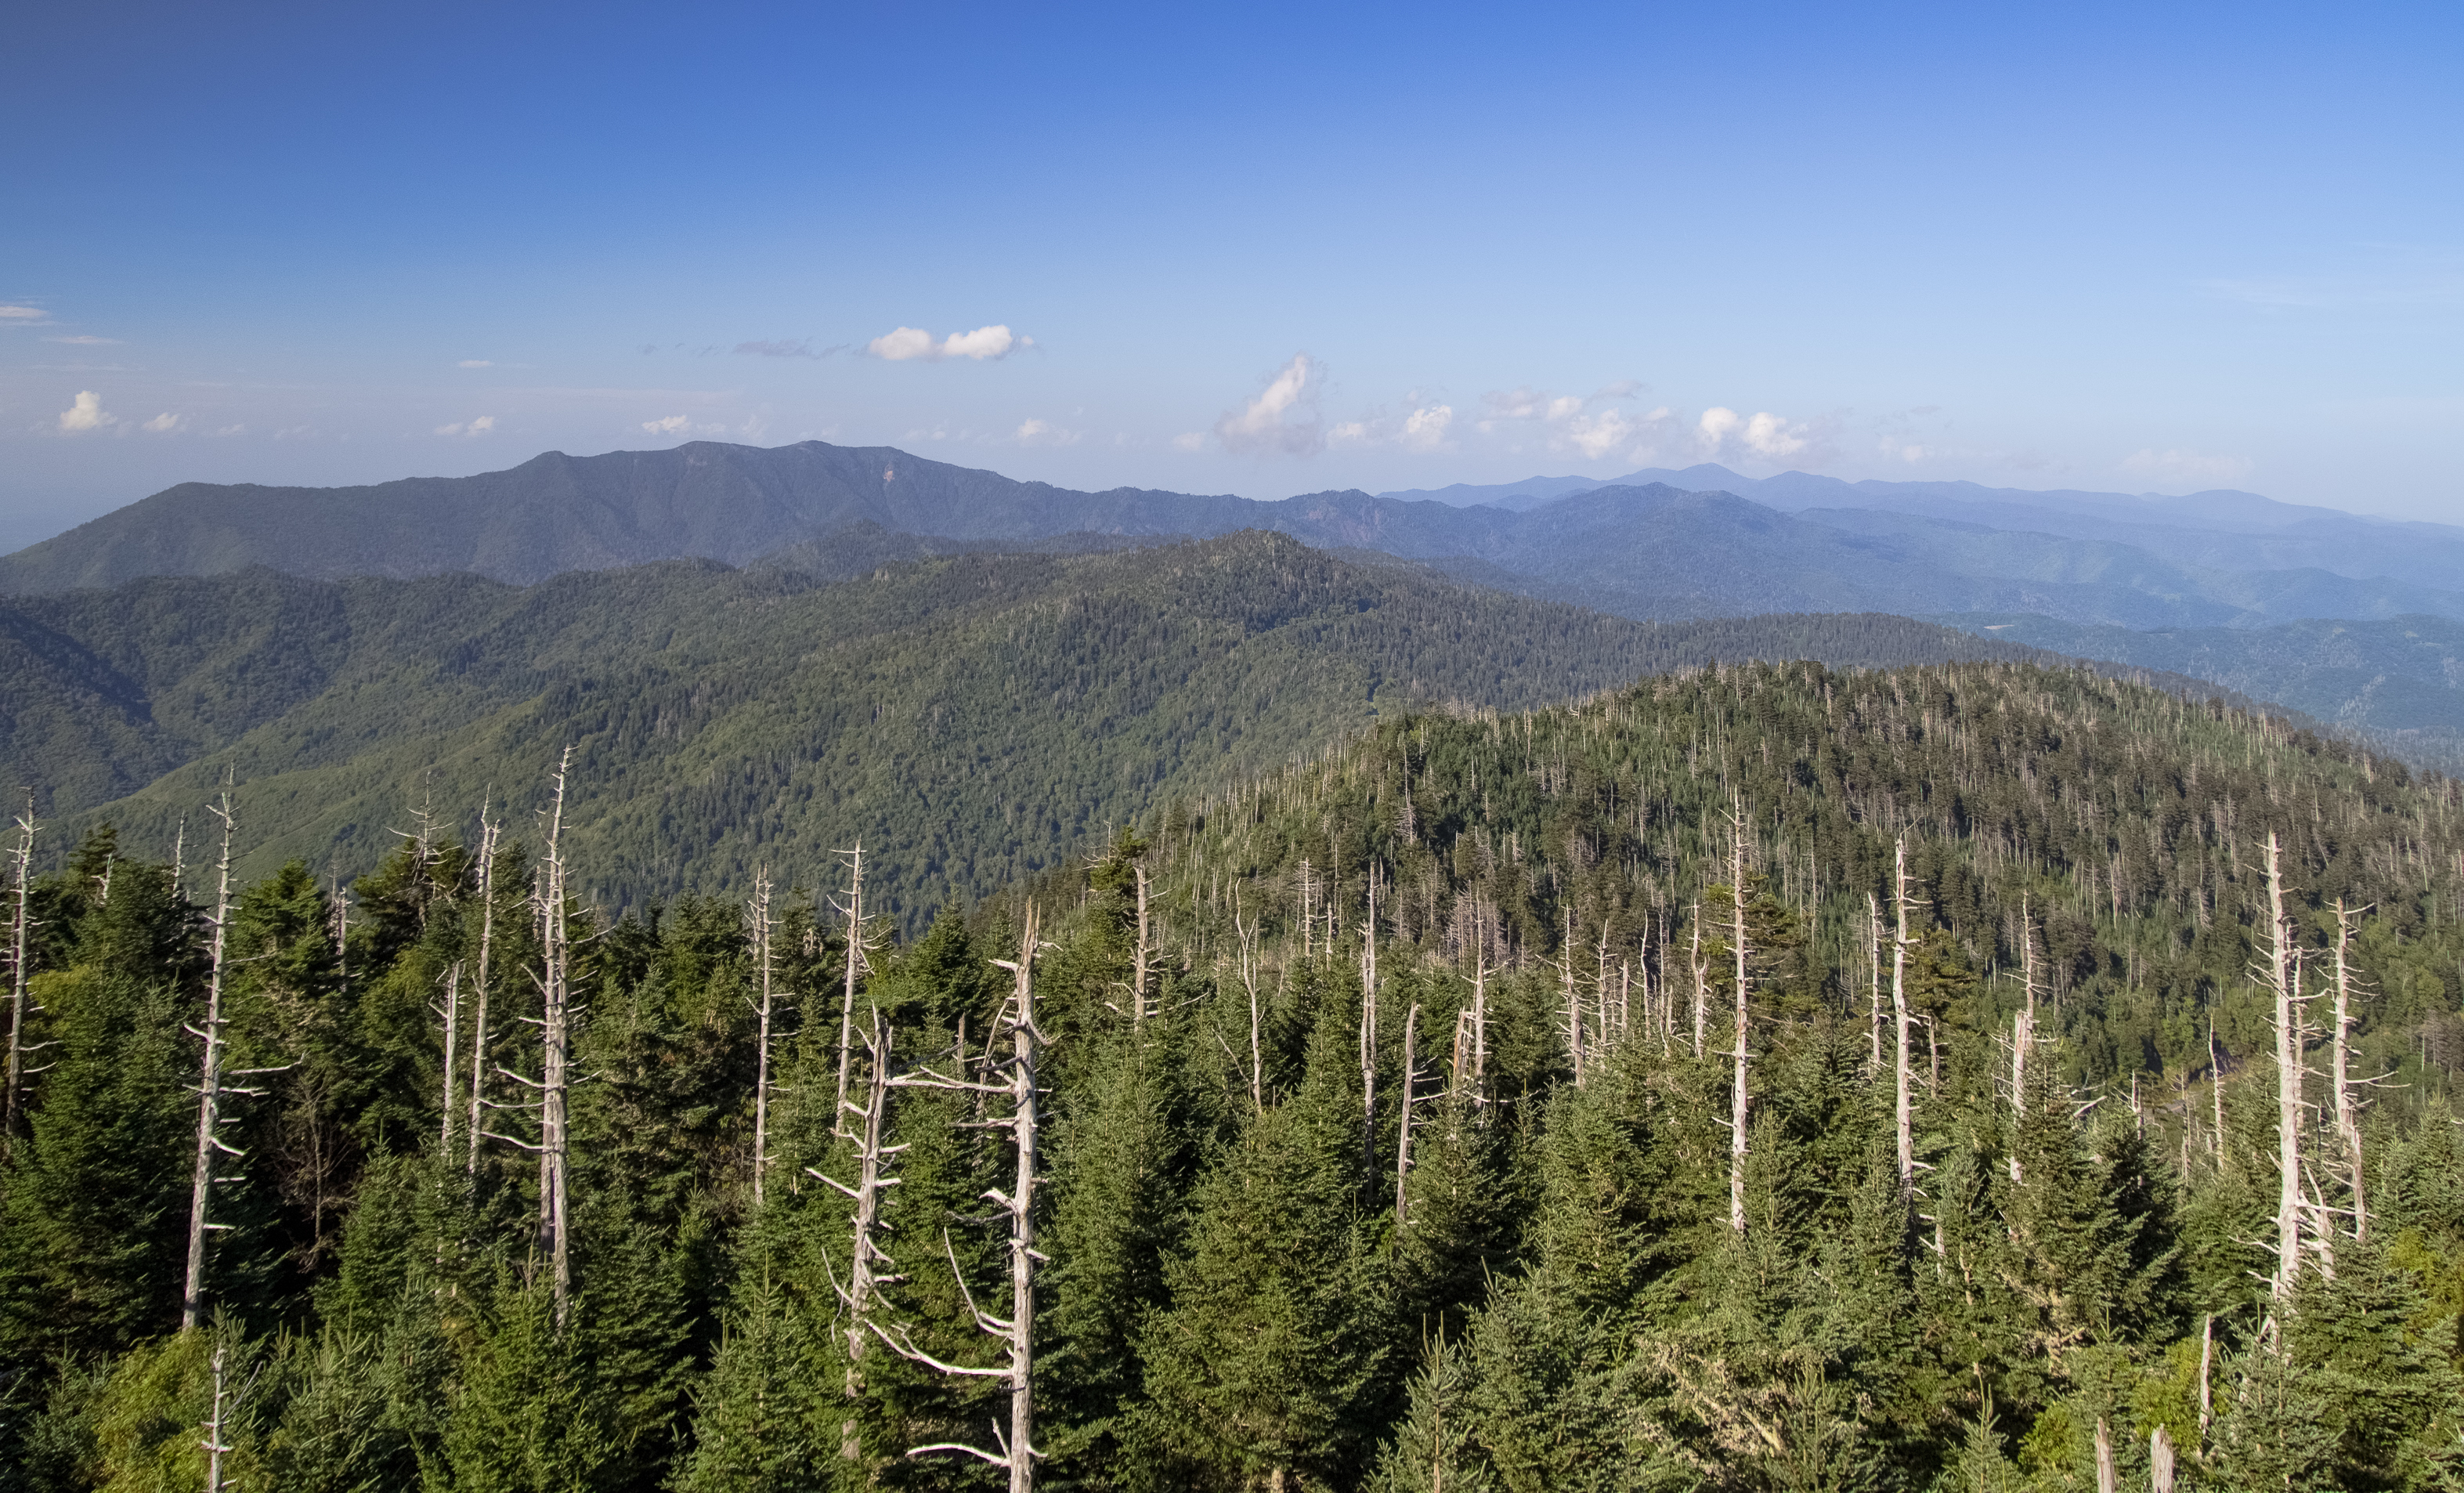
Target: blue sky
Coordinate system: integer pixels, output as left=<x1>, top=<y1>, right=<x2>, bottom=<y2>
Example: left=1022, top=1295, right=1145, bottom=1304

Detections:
left=4, top=0, right=2459, bottom=549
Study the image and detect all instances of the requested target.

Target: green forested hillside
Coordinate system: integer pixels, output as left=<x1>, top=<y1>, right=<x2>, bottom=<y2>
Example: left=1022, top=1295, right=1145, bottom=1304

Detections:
left=1938, top=612, right=2464, bottom=771
left=4, top=533, right=2088, bottom=924
left=3, top=660, right=2459, bottom=1490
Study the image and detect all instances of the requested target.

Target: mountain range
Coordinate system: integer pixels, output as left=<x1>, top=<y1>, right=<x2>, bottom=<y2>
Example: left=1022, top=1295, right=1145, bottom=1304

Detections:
left=9, top=440, right=2464, bottom=631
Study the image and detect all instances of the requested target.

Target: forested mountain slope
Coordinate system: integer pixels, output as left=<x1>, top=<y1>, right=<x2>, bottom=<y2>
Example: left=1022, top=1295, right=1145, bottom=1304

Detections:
left=11, top=438, right=2461, bottom=630
left=2, top=533, right=2082, bottom=923
left=1938, top=612, right=2464, bottom=738
left=3, top=660, right=2458, bottom=1490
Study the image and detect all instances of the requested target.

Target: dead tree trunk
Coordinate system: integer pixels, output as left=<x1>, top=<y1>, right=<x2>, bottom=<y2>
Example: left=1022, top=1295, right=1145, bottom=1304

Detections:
left=881, top=905, right=1050, bottom=1491
left=2329, top=898, right=2368, bottom=1245
left=465, top=810, right=500, bottom=1174
left=1689, top=899, right=1708, bottom=1059
left=200, top=1339, right=235, bottom=1492
left=1394, top=1003, right=1419, bottom=1226
left=437, top=963, right=461, bottom=1159
left=183, top=793, right=276, bottom=1332
left=812, top=1013, right=907, bottom=1464
left=750, top=866, right=779, bottom=1205
left=2011, top=897, right=2039, bottom=1184
left=1563, top=906, right=1584, bottom=1088
left=1728, top=809, right=1751, bottom=1236
left=1866, top=891, right=1883, bottom=1075
left=833, top=842, right=867, bottom=1136
left=1893, top=837, right=1915, bottom=1206
left=2261, top=831, right=2303, bottom=1303
left=4, top=796, right=40, bottom=1149
left=1360, top=876, right=1379, bottom=1181
left=1133, top=863, right=1152, bottom=1028
left=537, top=748, right=574, bottom=1324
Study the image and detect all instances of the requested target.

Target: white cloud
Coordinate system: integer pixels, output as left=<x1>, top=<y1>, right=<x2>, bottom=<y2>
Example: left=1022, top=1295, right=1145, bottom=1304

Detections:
left=1742, top=410, right=1807, bottom=458
left=48, top=334, right=118, bottom=345
left=1696, top=407, right=1741, bottom=448
left=1401, top=403, right=1455, bottom=452
left=1695, top=406, right=1816, bottom=462
left=142, top=412, right=184, bottom=433
left=458, top=359, right=494, bottom=368
left=2120, top=447, right=2255, bottom=488
left=1171, top=432, right=1205, bottom=452
left=866, top=324, right=1029, bottom=361
left=642, top=414, right=692, bottom=435
left=1477, top=382, right=1667, bottom=461
left=435, top=415, right=497, bottom=437
left=1214, top=353, right=1323, bottom=457
left=1014, top=418, right=1079, bottom=446
left=0, top=305, right=49, bottom=324
left=211, top=423, right=247, bottom=438
left=57, top=389, right=114, bottom=433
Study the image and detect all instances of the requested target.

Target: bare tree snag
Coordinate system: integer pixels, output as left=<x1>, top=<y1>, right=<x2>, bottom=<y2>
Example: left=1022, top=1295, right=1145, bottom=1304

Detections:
left=1395, top=1002, right=1420, bottom=1226
left=437, top=963, right=461, bottom=1159
left=811, top=1013, right=907, bottom=1463
left=2207, top=1014, right=2225, bottom=1169
left=880, top=904, right=1051, bottom=1491
left=1235, top=906, right=1264, bottom=1112
left=2261, top=831, right=2303, bottom=1302
left=2329, top=898, right=2369, bottom=1245
left=182, top=793, right=281, bottom=1331
left=1689, top=899, right=1708, bottom=1060
left=1728, top=804, right=1751, bottom=1236
left=200, top=1339, right=236, bottom=1492
left=1563, top=906, right=1584, bottom=1089
left=749, top=865, right=779, bottom=1205
left=536, top=748, right=575, bottom=1323
left=1866, top=891, right=1883, bottom=1075
left=1360, top=874, right=1379, bottom=1179
left=4, top=795, right=40, bottom=1149
left=832, top=842, right=868, bottom=1137
left=465, top=809, right=500, bottom=1175
left=2010, top=896, right=2040, bottom=1184
left=1893, top=837, right=1915, bottom=1206
left=1133, top=862, right=1152, bottom=1028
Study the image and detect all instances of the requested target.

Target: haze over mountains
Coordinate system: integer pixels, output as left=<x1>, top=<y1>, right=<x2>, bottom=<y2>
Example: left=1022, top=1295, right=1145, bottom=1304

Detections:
left=9, top=439, right=2464, bottom=632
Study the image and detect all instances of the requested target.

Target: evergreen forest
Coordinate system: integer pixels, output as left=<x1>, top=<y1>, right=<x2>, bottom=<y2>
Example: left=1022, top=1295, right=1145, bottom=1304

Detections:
left=5, top=658, right=2463, bottom=1491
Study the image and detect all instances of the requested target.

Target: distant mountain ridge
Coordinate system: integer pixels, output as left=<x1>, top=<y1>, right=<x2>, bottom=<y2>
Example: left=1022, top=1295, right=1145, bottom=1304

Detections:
left=8, top=439, right=2462, bottom=631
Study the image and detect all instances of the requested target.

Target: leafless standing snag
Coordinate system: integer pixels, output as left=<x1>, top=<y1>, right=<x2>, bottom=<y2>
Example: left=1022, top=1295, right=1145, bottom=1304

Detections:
left=809, top=1011, right=908, bottom=1463
left=1688, top=899, right=1708, bottom=1060
left=1234, top=904, right=1264, bottom=1112
left=2328, top=898, right=2371, bottom=1245
left=1725, top=803, right=1751, bottom=1237
left=464, top=808, right=501, bottom=1174
left=436, top=963, right=461, bottom=1159
left=748, top=865, right=779, bottom=1205
left=1891, top=837, right=1917, bottom=1207
left=5, top=794, right=49, bottom=1154
left=2009, top=896, right=2043, bottom=1184
left=2260, top=831, right=2307, bottom=1303
left=485, top=751, right=577, bottom=1324
left=876, top=904, right=1052, bottom=1492
left=1393, top=1002, right=1421, bottom=1226
left=537, top=750, right=576, bottom=1321
left=182, top=792, right=287, bottom=1332
left=1360, top=872, right=1380, bottom=1179
left=200, top=1338, right=237, bottom=1492
left=832, top=842, right=870, bottom=1136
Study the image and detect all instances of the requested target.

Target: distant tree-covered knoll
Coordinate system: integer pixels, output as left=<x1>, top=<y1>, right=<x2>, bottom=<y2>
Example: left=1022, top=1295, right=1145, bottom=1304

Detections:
left=2, top=657, right=2459, bottom=1490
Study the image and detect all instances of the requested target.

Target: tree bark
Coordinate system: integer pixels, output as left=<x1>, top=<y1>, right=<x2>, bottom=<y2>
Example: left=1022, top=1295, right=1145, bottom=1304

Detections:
left=1395, top=1003, right=1418, bottom=1226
